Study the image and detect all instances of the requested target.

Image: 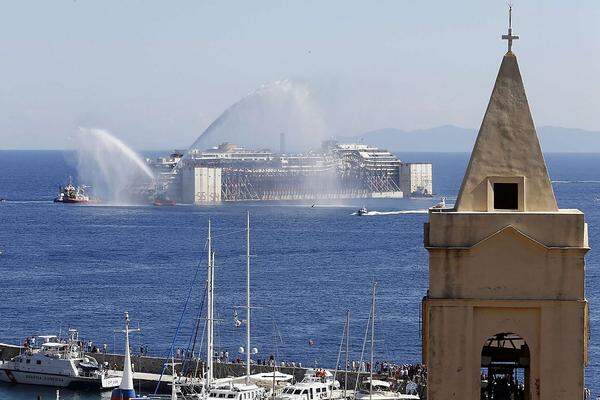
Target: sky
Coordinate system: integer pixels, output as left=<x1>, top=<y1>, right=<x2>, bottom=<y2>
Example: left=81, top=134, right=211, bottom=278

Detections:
left=1, top=1, right=599, bottom=150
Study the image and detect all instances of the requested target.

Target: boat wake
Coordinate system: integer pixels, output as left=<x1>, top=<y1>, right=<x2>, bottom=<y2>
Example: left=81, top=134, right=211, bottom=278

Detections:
left=5, top=200, right=53, bottom=204
left=351, top=209, right=428, bottom=216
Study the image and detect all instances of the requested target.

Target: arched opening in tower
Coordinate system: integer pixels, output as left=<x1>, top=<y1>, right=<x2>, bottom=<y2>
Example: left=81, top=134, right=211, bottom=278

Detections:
left=480, top=332, right=530, bottom=400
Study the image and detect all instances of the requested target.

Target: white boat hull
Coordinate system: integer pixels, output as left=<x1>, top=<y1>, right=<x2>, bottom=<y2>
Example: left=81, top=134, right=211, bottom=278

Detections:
left=0, top=368, right=120, bottom=389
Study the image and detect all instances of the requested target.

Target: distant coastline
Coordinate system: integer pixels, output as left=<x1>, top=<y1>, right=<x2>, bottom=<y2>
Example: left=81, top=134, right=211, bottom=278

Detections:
left=338, top=125, right=600, bottom=153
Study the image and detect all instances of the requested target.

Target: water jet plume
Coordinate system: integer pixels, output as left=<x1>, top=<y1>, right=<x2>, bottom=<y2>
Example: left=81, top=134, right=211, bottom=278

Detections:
left=190, top=79, right=327, bottom=153
left=74, top=128, right=155, bottom=205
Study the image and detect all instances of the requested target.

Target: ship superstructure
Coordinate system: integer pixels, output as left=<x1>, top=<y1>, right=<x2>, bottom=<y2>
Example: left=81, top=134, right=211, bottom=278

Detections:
left=147, top=141, right=430, bottom=204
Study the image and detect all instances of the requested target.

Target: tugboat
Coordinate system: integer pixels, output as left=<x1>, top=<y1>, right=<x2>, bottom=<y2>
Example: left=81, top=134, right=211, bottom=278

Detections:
left=54, top=177, right=96, bottom=204
left=357, top=206, right=368, bottom=216
left=0, top=329, right=120, bottom=389
left=153, top=194, right=176, bottom=207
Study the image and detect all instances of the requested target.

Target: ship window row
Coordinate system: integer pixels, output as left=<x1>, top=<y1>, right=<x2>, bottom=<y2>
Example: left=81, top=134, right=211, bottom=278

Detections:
left=18, top=358, right=40, bottom=364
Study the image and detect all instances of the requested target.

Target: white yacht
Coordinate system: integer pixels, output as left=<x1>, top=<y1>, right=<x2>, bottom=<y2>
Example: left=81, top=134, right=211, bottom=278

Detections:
left=207, top=382, right=265, bottom=400
left=354, top=379, right=419, bottom=400
left=0, top=330, right=120, bottom=389
left=275, top=369, right=344, bottom=400
left=250, top=371, right=293, bottom=396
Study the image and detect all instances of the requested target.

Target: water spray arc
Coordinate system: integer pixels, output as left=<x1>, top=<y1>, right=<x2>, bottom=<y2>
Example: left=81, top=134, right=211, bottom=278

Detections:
left=75, top=128, right=155, bottom=205
left=189, top=79, right=327, bottom=154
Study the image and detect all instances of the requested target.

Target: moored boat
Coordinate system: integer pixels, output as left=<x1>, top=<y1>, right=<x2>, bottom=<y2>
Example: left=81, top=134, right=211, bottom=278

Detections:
left=274, top=369, right=344, bottom=400
left=0, top=329, right=119, bottom=389
left=354, top=379, right=419, bottom=400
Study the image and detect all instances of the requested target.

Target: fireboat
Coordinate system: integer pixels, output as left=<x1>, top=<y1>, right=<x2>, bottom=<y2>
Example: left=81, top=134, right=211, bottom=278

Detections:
left=54, top=177, right=97, bottom=204
left=152, top=192, right=176, bottom=206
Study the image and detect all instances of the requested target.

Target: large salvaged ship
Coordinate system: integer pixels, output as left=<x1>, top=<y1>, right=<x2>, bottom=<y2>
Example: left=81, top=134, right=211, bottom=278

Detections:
left=54, top=177, right=97, bottom=204
left=146, top=142, right=433, bottom=204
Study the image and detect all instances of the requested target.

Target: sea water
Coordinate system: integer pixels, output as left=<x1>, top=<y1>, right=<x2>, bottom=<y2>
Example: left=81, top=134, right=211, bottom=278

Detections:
left=0, top=151, right=599, bottom=399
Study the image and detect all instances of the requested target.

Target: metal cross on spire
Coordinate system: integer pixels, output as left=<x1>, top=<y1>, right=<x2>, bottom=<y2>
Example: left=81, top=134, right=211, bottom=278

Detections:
left=502, top=4, right=519, bottom=53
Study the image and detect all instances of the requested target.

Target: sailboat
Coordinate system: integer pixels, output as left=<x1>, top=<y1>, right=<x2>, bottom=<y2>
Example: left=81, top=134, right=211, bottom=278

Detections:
left=354, top=283, right=419, bottom=400
left=205, top=213, right=265, bottom=400
left=111, top=312, right=140, bottom=400
left=140, top=222, right=218, bottom=400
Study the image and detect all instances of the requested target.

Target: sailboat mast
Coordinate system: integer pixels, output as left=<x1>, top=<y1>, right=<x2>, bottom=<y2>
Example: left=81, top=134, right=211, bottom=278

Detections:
left=206, top=220, right=214, bottom=386
left=344, top=310, right=350, bottom=398
left=369, top=282, right=377, bottom=400
left=245, top=212, right=251, bottom=385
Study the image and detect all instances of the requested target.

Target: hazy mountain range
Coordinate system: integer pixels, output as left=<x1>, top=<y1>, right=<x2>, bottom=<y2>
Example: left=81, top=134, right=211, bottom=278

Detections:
left=339, top=125, right=600, bottom=153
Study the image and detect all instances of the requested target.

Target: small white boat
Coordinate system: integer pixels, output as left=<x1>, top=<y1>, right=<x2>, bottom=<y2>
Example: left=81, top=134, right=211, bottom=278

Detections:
left=274, top=369, right=345, bottom=400
left=357, top=206, right=368, bottom=216
left=0, top=330, right=119, bottom=389
left=354, top=379, right=419, bottom=400
left=207, top=382, right=265, bottom=400
left=250, top=371, right=293, bottom=396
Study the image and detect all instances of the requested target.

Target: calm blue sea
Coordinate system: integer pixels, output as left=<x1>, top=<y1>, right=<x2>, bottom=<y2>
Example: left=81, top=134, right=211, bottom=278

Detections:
left=0, top=150, right=599, bottom=399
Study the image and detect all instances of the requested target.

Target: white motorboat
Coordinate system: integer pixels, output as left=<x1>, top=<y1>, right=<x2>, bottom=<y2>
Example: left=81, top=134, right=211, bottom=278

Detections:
left=250, top=370, right=293, bottom=395
left=207, top=382, right=265, bottom=400
left=356, top=206, right=368, bottom=216
left=274, top=369, right=345, bottom=400
left=0, top=330, right=119, bottom=389
left=354, top=379, right=419, bottom=400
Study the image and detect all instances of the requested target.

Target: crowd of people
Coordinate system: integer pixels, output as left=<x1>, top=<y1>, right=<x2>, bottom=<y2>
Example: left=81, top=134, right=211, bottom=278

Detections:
left=480, top=373, right=525, bottom=400
left=378, top=362, right=427, bottom=396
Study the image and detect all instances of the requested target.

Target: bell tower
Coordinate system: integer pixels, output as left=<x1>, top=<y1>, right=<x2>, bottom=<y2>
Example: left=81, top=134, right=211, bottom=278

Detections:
left=422, top=7, right=589, bottom=399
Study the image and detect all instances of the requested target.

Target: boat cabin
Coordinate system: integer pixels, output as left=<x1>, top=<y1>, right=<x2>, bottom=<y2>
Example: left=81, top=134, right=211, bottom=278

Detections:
left=209, top=383, right=265, bottom=400
left=275, top=369, right=339, bottom=400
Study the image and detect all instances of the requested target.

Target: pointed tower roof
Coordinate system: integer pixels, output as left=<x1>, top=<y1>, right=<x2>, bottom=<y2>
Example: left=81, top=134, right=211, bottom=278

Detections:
left=454, top=14, right=557, bottom=212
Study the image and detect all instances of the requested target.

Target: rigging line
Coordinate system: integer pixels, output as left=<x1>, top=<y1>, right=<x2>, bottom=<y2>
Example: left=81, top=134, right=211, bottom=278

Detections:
left=183, top=281, right=208, bottom=374
left=194, top=318, right=207, bottom=380
left=189, top=282, right=208, bottom=355
left=355, top=300, right=373, bottom=393
left=269, top=312, right=284, bottom=363
left=377, top=310, right=391, bottom=364
left=331, top=315, right=348, bottom=398
left=211, top=228, right=247, bottom=239
left=153, top=251, right=204, bottom=395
